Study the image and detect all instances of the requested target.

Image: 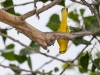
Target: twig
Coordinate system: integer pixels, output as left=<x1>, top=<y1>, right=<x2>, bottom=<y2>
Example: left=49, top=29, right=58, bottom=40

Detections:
left=59, top=36, right=94, bottom=75
left=20, top=0, right=61, bottom=20
left=71, top=0, right=100, bottom=27
left=71, top=0, right=100, bottom=5
left=36, top=54, right=60, bottom=70
left=19, top=9, right=36, bottom=20
left=0, top=27, right=100, bottom=65
left=81, top=0, right=100, bottom=27
left=2, top=0, right=99, bottom=11
left=34, top=0, right=38, bottom=8
left=2, top=1, right=34, bottom=10
left=0, top=64, right=41, bottom=74
left=73, top=36, right=94, bottom=61
left=71, top=0, right=83, bottom=5
left=60, top=65, right=70, bottom=75
left=93, top=35, right=100, bottom=44
left=0, top=0, right=100, bottom=69
left=71, top=28, right=100, bottom=37
left=0, top=31, right=84, bottom=69
left=0, top=32, right=88, bottom=74
left=0, top=31, right=77, bottom=67
left=1, top=3, right=100, bottom=50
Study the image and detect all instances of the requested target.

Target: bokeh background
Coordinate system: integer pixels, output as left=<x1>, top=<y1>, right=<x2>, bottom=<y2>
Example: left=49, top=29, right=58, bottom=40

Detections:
left=0, top=0, right=100, bottom=75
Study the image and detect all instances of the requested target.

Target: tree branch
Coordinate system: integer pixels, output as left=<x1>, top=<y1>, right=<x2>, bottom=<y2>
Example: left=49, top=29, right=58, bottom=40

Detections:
left=0, top=0, right=100, bottom=74
left=73, top=36, right=94, bottom=61
left=0, top=9, right=49, bottom=50
left=71, top=0, right=100, bottom=27
left=20, top=0, right=61, bottom=20
left=71, top=0, right=100, bottom=5
left=2, top=1, right=34, bottom=10
left=59, top=36, right=94, bottom=75
left=0, top=9, right=100, bottom=53
left=0, top=64, right=41, bottom=74
left=0, top=31, right=81, bottom=67
left=81, top=0, right=100, bottom=27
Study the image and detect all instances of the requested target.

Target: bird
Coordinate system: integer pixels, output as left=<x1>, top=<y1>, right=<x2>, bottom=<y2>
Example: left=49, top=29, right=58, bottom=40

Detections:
left=57, top=8, right=69, bottom=54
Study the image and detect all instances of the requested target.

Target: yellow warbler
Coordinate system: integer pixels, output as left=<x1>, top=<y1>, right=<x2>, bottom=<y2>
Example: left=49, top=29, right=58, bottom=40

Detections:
left=57, top=8, right=69, bottom=54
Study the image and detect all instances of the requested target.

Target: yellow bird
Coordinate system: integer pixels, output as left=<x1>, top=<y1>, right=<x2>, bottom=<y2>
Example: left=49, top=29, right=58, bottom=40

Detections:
left=57, top=8, right=69, bottom=54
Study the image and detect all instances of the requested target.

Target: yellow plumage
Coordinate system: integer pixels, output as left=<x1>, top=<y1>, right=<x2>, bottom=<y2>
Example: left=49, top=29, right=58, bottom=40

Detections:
left=57, top=8, right=69, bottom=54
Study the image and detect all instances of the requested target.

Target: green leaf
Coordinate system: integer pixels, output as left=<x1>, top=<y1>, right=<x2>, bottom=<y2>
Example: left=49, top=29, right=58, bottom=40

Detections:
left=46, top=14, right=60, bottom=31
left=6, top=44, right=14, bottom=49
left=14, top=54, right=27, bottom=64
left=90, top=72, right=97, bottom=75
left=73, top=37, right=91, bottom=46
left=30, top=41, right=40, bottom=50
left=80, top=52, right=89, bottom=72
left=1, top=0, right=16, bottom=15
left=80, top=9, right=85, bottom=16
left=1, top=29, right=7, bottom=44
left=91, top=58, right=100, bottom=72
left=78, top=53, right=87, bottom=73
left=84, top=16, right=98, bottom=31
left=54, top=67, right=59, bottom=72
left=20, top=41, right=40, bottom=55
left=2, top=44, right=14, bottom=62
left=27, top=56, right=32, bottom=70
left=80, top=52, right=89, bottom=71
left=78, top=52, right=89, bottom=73
left=20, top=48, right=34, bottom=55
left=79, top=67, right=87, bottom=73
left=62, top=63, right=73, bottom=70
left=9, top=64, right=21, bottom=74
left=68, top=11, right=80, bottom=23
left=78, top=52, right=86, bottom=59
left=58, top=0, right=65, bottom=7
left=62, top=63, right=68, bottom=69
left=47, top=70, right=52, bottom=75
left=90, top=72, right=100, bottom=75
left=1, top=51, right=15, bottom=61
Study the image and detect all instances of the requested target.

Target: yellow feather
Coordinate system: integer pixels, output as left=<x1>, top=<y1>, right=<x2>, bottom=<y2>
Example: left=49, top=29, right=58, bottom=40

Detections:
left=57, top=8, right=69, bottom=54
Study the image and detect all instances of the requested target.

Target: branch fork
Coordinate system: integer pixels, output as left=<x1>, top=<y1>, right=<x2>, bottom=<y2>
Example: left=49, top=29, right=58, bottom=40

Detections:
left=0, top=0, right=100, bottom=50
